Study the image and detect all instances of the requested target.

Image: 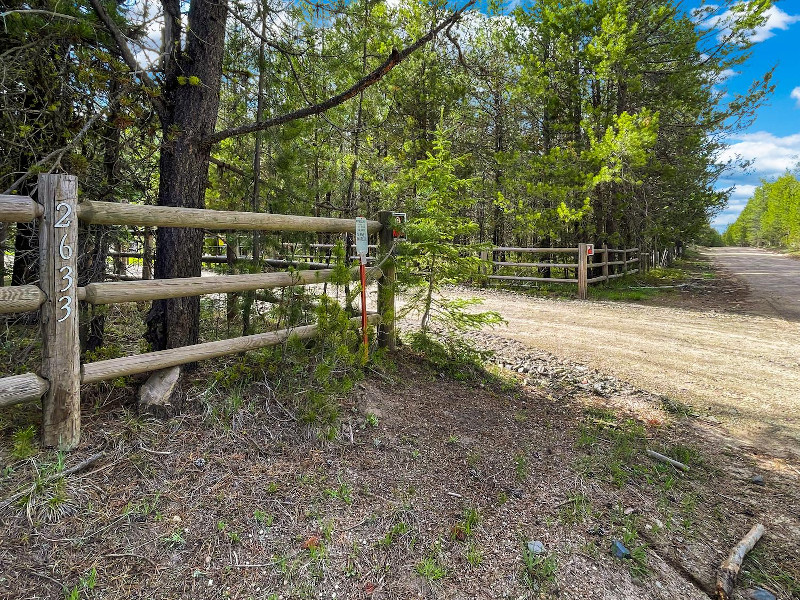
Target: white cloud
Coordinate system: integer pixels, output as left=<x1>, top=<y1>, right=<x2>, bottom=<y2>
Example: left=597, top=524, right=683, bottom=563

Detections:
left=792, top=87, right=800, bottom=107
left=712, top=133, right=800, bottom=226
left=704, top=5, right=800, bottom=43
left=719, top=131, right=800, bottom=177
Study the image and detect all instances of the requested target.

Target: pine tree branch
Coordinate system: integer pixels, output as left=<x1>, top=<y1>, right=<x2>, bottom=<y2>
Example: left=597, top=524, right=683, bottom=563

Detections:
left=88, top=0, right=166, bottom=119
left=0, top=9, right=81, bottom=22
left=201, top=0, right=475, bottom=148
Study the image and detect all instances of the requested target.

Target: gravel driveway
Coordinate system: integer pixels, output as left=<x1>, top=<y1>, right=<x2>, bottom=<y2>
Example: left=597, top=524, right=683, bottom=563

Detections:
left=705, top=246, right=800, bottom=321
left=454, top=250, right=800, bottom=459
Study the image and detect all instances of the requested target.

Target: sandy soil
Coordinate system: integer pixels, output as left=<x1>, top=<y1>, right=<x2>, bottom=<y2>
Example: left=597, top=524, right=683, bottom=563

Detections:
left=450, top=251, right=800, bottom=460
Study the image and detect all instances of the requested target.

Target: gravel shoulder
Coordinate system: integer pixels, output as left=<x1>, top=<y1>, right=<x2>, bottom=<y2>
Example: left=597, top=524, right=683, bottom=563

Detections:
left=449, top=254, right=800, bottom=461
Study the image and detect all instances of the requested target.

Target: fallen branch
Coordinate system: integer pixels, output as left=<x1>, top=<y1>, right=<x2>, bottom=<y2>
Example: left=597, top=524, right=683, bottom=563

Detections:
left=646, top=449, right=689, bottom=472
left=716, top=523, right=766, bottom=600
left=0, top=451, right=105, bottom=511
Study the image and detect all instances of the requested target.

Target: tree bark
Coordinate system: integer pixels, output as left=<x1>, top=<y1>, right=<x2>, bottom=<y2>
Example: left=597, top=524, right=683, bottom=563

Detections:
left=145, top=0, right=229, bottom=352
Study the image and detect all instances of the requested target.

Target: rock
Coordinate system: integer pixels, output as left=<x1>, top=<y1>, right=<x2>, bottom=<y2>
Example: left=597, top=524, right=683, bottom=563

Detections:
left=138, top=366, right=182, bottom=418
left=526, top=540, right=545, bottom=555
left=746, top=588, right=776, bottom=600
left=611, top=540, right=631, bottom=559
left=194, top=458, right=206, bottom=468
left=751, top=474, right=765, bottom=486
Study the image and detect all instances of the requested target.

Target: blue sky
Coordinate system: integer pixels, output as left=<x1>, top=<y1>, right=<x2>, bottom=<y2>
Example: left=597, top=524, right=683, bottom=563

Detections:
left=701, top=1, right=800, bottom=229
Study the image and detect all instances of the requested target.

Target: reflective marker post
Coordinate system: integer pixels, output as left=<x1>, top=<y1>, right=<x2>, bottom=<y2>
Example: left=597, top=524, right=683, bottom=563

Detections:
left=355, top=217, right=369, bottom=361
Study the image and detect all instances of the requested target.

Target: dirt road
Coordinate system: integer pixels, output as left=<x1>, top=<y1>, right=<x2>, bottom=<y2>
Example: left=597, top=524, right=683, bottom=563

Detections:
left=705, top=246, right=800, bottom=321
left=458, top=250, right=800, bottom=458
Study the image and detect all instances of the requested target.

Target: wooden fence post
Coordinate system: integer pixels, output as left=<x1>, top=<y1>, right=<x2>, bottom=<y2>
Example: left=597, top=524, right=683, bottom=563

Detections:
left=377, top=211, right=396, bottom=350
left=602, top=244, right=609, bottom=282
left=577, top=243, right=588, bottom=300
left=39, top=174, right=81, bottom=449
left=623, top=248, right=628, bottom=275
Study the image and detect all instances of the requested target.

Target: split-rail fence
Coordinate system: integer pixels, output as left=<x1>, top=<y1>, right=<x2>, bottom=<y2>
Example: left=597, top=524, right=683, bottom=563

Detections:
left=483, top=244, right=643, bottom=299
left=0, top=174, right=397, bottom=450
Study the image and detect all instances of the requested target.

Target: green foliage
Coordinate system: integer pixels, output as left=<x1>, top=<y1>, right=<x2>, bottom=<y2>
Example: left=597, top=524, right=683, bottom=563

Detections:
left=521, top=545, right=557, bottom=590
left=11, top=425, right=37, bottom=459
left=394, top=113, right=503, bottom=333
left=406, top=331, right=492, bottom=382
left=724, top=173, right=800, bottom=250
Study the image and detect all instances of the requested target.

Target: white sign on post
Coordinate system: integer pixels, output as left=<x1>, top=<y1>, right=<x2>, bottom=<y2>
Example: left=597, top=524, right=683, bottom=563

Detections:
left=586, top=244, right=594, bottom=256
left=355, top=216, right=369, bottom=259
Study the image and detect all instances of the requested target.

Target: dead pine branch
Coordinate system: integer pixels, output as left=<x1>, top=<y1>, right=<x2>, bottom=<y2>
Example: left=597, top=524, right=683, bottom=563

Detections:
left=715, top=523, right=766, bottom=600
left=646, top=449, right=689, bottom=472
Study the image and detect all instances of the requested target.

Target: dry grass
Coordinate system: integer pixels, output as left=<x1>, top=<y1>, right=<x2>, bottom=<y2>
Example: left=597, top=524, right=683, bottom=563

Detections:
left=1, top=348, right=798, bottom=599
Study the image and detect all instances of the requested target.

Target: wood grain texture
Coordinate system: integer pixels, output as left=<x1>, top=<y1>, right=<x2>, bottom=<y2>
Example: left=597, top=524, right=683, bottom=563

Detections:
left=77, top=200, right=382, bottom=234
left=493, top=261, right=580, bottom=268
left=0, top=373, right=49, bottom=408
left=39, top=174, right=81, bottom=450
left=716, top=524, right=765, bottom=600
left=488, top=275, right=576, bottom=283
left=0, top=284, right=46, bottom=314
left=577, top=244, right=588, bottom=300
left=0, top=195, right=43, bottom=222
left=492, top=247, right=577, bottom=253
left=79, top=266, right=382, bottom=304
left=82, top=314, right=380, bottom=384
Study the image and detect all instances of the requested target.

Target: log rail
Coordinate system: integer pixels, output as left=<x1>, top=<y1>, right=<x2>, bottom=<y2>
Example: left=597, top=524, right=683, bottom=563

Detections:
left=0, top=182, right=397, bottom=450
left=485, top=245, right=642, bottom=299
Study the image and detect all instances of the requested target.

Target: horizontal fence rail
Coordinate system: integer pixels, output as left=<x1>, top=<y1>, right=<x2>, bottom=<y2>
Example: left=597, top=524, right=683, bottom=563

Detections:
left=0, top=285, right=47, bottom=314
left=79, top=266, right=382, bottom=305
left=486, top=244, right=641, bottom=298
left=0, top=373, right=50, bottom=408
left=82, top=314, right=380, bottom=384
left=0, top=177, right=397, bottom=451
left=0, top=195, right=42, bottom=221
left=77, top=201, right=382, bottom=234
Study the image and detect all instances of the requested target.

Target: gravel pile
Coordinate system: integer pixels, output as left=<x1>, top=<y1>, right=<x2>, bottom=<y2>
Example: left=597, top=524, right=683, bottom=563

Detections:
left=466, top=330, right=658, bottom=402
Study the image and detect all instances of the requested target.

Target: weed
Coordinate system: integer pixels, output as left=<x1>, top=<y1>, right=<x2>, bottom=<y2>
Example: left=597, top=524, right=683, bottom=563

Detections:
left=514, top=452, right=528, bottom=480
left=163, top=530, right=185, bottom=547
left=660, top=396, right=693, bottom=416
left=611, top=508, right=649, bottom=578
left=466, top=543, right=483, bottom=566
left=266, top=481, right=279, bottom=494
left=741, top=547, right=800, bottom=598
left=63, top=567, right=97, bottom=600
left=521, top=544, right=557, bottom=590
left=380, top=521, right=410, bottom=547
left=253, top=510, right=274, bottom=526
left=576, top=425, right=597, bottom=449
left=416, top=556, right=447, bottom=581
left=446, top=434, right=459, bottom=445
left=406, top=331, right=492, bottom=382
left=466, top=450, right=480, bottom=467
left=323, top=479, right=353, bottom=505
left=451, top=507, right=479, bottom=541
left=124, top=493, right=161, bottom=520
left=364, top=413, right=379, bottom=428
left=12, top=425, right=37, bottom=459
left=496, top=491, right=508, bottom=505
left=559, top=492, right=592, bottom=525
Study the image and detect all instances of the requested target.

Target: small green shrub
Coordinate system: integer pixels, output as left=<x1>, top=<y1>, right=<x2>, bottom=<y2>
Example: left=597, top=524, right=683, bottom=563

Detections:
left=12, top=425, right=37, bottom=459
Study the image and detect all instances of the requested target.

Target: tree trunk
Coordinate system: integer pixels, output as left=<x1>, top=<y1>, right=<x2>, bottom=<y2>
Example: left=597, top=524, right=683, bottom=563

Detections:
left=145, top=0, right=229, bottom=352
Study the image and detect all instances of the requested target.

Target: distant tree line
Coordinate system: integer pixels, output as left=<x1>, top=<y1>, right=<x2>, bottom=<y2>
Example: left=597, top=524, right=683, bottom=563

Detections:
left=724, top=174, right=800, bottom=249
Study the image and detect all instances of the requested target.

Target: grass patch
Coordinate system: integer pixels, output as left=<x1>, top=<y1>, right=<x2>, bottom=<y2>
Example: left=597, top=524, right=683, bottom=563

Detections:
left=521, top=543, right=557, bottom=590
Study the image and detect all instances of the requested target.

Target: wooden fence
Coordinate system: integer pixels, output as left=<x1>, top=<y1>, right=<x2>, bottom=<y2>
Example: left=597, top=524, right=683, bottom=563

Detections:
left=483, top=244, right=642, bottom=299
left=0, top=174, right=397, bottom=450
